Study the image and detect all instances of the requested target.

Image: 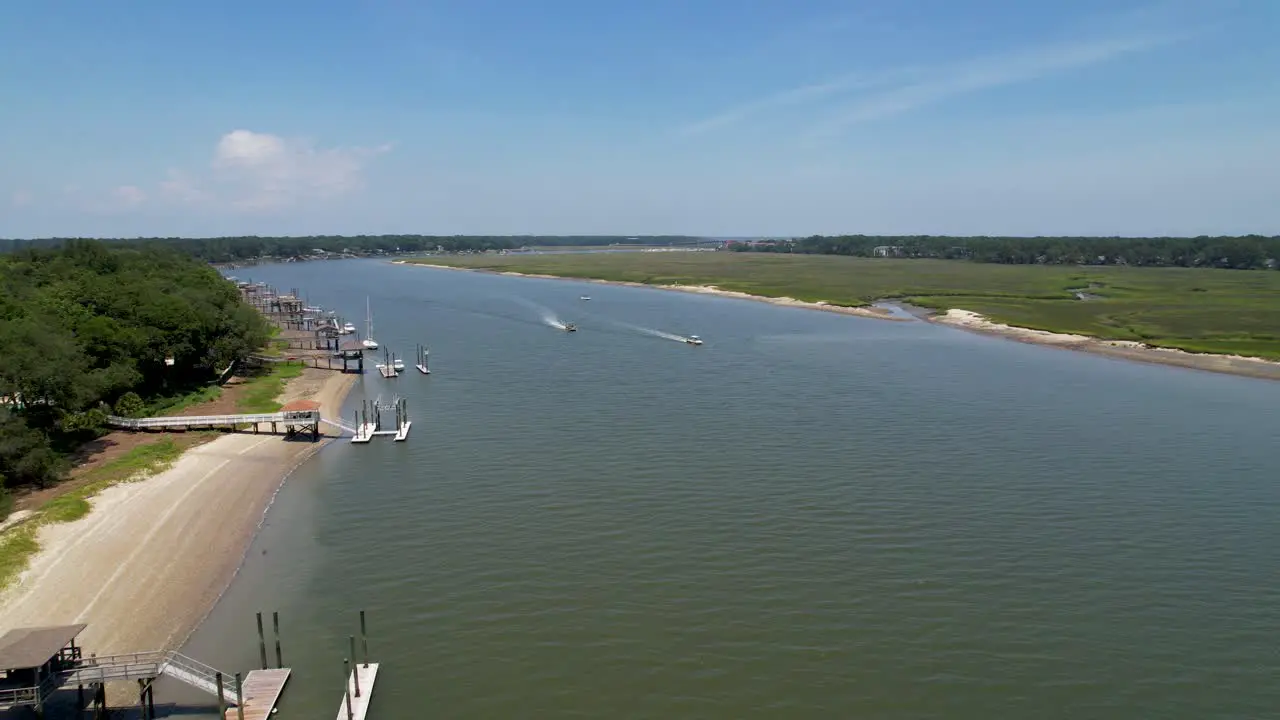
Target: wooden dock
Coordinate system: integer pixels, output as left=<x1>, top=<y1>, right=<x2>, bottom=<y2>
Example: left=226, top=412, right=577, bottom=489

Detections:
left=226, top=668, right=291, bottom=720
left=335, top=663, right=379, bottom=720
left=376, top=363, right=398, bottom=378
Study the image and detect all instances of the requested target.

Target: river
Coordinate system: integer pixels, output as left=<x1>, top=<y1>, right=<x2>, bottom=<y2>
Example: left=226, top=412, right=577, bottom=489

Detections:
left=168, top=259, right=1279, bottom=719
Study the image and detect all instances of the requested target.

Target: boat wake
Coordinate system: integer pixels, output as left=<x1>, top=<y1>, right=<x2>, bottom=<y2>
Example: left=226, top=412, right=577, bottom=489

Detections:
left=514, top=298, right=569, bottom=330
left=620, top=322, right=695, bottom=344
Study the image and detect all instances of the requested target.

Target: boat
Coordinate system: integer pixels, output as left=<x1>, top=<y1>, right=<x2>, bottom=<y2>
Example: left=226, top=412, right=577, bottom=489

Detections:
left=392, top=356, right=405, bottom=372
left=685, top=335, right=703, bottom=346
left=341, top=322, right=356, bottom=334
left=362, top=297, right=379, bottom=350
left=580, top=295, right=591, bottom=301
left=563, top=323, right=578, bottom=332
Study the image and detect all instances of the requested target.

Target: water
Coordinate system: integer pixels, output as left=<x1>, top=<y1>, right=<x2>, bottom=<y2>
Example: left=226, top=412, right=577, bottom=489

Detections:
left=174, top=260, right=1280, bottom=719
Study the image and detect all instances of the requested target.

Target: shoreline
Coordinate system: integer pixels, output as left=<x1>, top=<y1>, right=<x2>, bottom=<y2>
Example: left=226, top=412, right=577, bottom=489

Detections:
left=396, top=260, right=908, bottom=321
left=400, top=261, right=1280, bottom=381
left=929, top=309, right=1280, bottom=381
left=0, top=365, right=358, bottom=681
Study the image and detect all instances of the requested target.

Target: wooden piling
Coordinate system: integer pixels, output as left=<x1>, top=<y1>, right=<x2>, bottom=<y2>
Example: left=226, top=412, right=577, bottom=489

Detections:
left=273, top=611, right=283, bottom=668
left=360, top=610, right=369, bottom=667
left=349, top=636, right=361, bottom=697
left=257, top=612, right=268, bottom=669
left=216, top=671, right=227, bottom=718
left=343, top=658, right=354, bottom=720
left=235, top=672, right=246, bottom=720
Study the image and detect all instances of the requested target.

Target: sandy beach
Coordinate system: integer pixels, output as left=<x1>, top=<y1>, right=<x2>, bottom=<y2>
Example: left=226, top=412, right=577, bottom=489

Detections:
left=0, top=367, right=356, bottom=672
left=400, top=261, right=1280, bottom=381
left=931, top=308, right=1280, bottom=381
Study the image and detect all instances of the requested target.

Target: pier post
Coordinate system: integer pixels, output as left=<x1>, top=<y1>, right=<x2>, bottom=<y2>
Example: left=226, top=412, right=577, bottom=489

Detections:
left=274, top=610, right=283, bottom=668
left=235, top=672, right=245, bottom=720
left=360, top=610, right=369, bottom=667
left=343, top=658, right=354, bottom=720
left=216, top=671, right=226, bottom=718
left=257, top=612, right=268, bottom=669
left=349, top=636, right=361, bottom=697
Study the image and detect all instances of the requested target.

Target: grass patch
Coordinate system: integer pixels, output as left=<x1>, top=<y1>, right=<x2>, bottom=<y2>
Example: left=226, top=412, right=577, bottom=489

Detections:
left=237, top=362, right=305, bottom=414
left=145, top=384, right=222, bottom=416
left=0, top=524, right=39, bottom=592
left=411, top=253, right=1280, bottom=360
left=0, top=437, right=186, bottom=590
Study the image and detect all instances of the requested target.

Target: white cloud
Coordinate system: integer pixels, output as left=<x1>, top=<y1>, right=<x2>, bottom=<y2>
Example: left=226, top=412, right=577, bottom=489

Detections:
left=209, top=129, right=391, bottom=210
left=10, top=190, right=34, bottom=207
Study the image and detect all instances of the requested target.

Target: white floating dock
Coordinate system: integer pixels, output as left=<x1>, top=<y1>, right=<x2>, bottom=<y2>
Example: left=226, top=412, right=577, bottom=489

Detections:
left=351, top=423, right=378, bottom=443
left=335, top=662, right=379, bottom=720
left=394, top=421, right=412, bottom=441
left=415, top=364, right=430, bottom=374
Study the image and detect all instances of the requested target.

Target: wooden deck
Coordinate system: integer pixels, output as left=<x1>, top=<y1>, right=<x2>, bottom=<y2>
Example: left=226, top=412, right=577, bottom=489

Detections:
left=335, top=663, right=379, bottom=720
left=226, top=668, right=291, bottom=720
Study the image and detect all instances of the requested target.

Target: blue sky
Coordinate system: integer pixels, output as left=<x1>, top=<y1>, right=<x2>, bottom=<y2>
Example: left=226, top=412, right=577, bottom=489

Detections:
left=1, top=0, right=1277, bottom=238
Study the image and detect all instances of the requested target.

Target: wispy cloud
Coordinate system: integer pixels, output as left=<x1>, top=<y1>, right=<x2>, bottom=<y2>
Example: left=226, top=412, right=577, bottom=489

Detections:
left=677, top=6, right=1193, bottom=142
left=804, top=32, right=1185, bottom=141
left=676, top=69, right=918, bottom=137
left=10, top=190, right=34, bottom=208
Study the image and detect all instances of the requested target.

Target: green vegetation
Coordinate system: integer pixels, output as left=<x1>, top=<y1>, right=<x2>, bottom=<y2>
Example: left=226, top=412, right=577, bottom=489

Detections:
left=415, top=252, right=1280, bottom=360
left=237, top=363, right=305, bottom=414
left=0, top=525, right=38, bottom=592
left=41, top=438, right=186, bottom=524
left=0, top=437, right=187, bottom=590
left=144, top=384, right=223, bottom=417
left=731, top=234, right=1280, bottom=270
left=0, top=240, right=270, bottom=511
left=0, top=235, right=706, bottom=263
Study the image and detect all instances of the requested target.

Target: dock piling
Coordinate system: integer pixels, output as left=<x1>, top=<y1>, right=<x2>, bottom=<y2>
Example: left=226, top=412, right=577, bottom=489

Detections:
left=216, top=671, right=226, bottom=718
left=273, top=611, right=283, bottom=668
left=343, top=659, right=354, bottom=720
left=349, top=636, right=361, bottom=697
left=256, top=612, right=268, bottom=670
left=360, top=610, right=369, bottom=668
left=235, top=672, right=245, bottom=720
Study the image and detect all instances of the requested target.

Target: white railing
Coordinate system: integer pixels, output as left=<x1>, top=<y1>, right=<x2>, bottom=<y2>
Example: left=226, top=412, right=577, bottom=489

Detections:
left=106, top=410, right=320, bottom=430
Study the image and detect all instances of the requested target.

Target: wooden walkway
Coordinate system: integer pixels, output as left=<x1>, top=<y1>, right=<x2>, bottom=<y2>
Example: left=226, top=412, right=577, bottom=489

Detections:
left=226, top=668, right=291, bottom=720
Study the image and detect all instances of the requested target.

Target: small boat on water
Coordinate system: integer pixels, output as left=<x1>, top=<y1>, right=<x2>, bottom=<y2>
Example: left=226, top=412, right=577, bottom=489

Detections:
left=685, top=335, right=703, bottom=346
left=341, top=322, right=356, bottom=334
left=564, top=323, right=578, bottom=332
left=580, top=295, right=591, bottom=301
left=392, top=356, right=405, bottom=372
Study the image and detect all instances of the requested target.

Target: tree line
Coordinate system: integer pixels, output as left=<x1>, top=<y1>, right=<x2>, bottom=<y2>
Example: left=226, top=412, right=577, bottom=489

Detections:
left=0, top=235, right=708, bottom=263
left=0, top=240, right=270, bottom=512
left=728, top=235, right=1280, bottom=270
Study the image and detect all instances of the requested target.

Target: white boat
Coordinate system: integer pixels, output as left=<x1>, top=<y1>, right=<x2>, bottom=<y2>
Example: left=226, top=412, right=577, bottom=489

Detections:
left=362, top=297, right=379, bottom=350
left=685, top=335, right=703, bottom=346
left=341, top=322, right=356, bottom=334
left=580, top=295, right=591, bottom=301
left=392, top=357, right=405, bottom=372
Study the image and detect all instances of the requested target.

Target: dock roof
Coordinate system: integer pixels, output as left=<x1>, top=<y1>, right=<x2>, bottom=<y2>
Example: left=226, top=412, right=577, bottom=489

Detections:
left=0, top=624, right=86, bottom=670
